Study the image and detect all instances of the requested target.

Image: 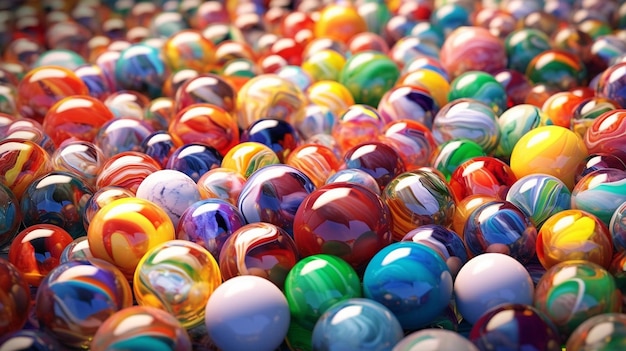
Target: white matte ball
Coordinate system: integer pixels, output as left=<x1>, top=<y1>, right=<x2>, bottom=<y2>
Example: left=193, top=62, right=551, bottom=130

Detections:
left=454, top=253, right=534, bottom=325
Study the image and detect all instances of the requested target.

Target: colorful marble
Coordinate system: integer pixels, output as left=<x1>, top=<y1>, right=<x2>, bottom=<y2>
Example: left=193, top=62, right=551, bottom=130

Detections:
left=0, top=139, right=53, bottom=200
left=83, top=186, right=134, bottom=230
left=339, top=50, right=400, bottom=107
left=584, top=109, right=626, bottom=164
left=0, top=258, right=31, bottom=335
left=342, top=141, right=406, bottom=191
left=325, top=168, right=381, bottom=195
left=0, top=183, right=20, bottom=248
left=395, top=329, right=478, bottom=351
left=51, top=140, right=105, bottom=187
left=402, top=224, right=468, bottom=277
left=166, top=143, right=223, bottom=182
left=95, top=151, right=162, bottom=193
left=380, top=119, right=437, bottom=170
left=377, top=85, right=439, bottom=128
left=495, top=104, right=543, bottom=160
left=448, top=71, right=507, bottom=115
left=566, top=313, right=626, bottom=350
left=572, top=168, right=626, bottom=226
left=240, top=118, right=300, bottom=163
left=220, top=141, right=280, bottom=179
left=196, top=167, right=246, bottom=205
left=506, top=174, right=572, bottom=228
left=525, top=49, right=587, bottom=91
left=439, top=26, right=507, bottom=79
left=448, top=156, right=518, bottom=203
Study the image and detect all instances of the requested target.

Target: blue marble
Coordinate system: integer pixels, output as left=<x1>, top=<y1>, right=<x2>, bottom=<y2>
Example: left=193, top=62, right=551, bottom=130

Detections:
left=166, top=143, right=223, bottom=182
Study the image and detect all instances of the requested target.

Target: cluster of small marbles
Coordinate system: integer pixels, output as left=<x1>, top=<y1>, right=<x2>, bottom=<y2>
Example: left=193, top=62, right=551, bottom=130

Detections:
left=2, top=0, right=626, bottom=350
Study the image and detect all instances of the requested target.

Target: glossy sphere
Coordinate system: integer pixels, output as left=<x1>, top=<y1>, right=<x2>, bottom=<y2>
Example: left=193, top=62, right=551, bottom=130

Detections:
left=364, top=242, right=453, bottom=330
left=314, top=4, right=367, bottom=44
left=584, top=109, right=626, bottom=164
left=571, top=98, right=619, bottom=138
left=448, top=71, right=507, bottom=115
left=576, top=153, right=626, bottom=184
left=197, top=167, right=246, bottom=205
left=505, top=28, right=552, bottom=73
left=526, top=49, right=587, bottom=91
left=0, top=139, right=52, bottom=200
left=306, top=80, right=355, bottom=119
left=572, top=169, right=626, bottom=225
left=136, top=169, right=201, bottom=228
left=342, top=141, right=405, bottom=191
left=286, top=144, right=341, bottom=188
left=495, top=104, right=543, bottom=160
left=398, top=68, right=450, bottom=109
left=454, top=253, right=535, bottom=325
left=134, top=240, right=222, bottom=329
left=241, top=118, right=300, bottom=162
left=21, top=171, right=93, bottom=238
left=96, top=151, right=162, bottom=194
left=284, top=254, right=361, bottom=329
left=60, top=236, right=94, bottom=264
left=432, top=99, right=500, bottom=154
left=0, top=258, right=30, bottom=335
left=301, top=49, right=345, bottom=82
left=43, top=95, right=114, bottom=147
left=294, top=183, right=393, bottom=272
left=238, top=165, right=315, bottom=235
left=162, top=29, right=215, bottom=72
left=91, top=306, right=192, bottom=351
left=383, top=170, right=455, bottom=241
left=115, top=43, right=165, bottom=99
left=377, top=85, right=439, bottom=127
left=339, top=51, right=399, bottom=107
left=325, top=168, right=381, bottom=195
left=470, top=304, right=562, bottom=351
left=612, top=201, right=626, bottom=252
left=394, top=329, right=479, bottom=351
left=87, top=197, right=175, bottom=279
left=0, top=118, right=54, bottom=154
left=221, top=141, right=280, bottom=178
left=236, top=74, right=306, bottom=130
left=566, top=313, right=626, bottom=350
left=51, top=141, right=104, bottom=187
left=8, top=223, right=73, bottom=287
left=597, top=62, right=626, bottom=108
left=537, top=209, right=613, bottom=270
left=494, top=69, right=533, bottom=107
left=169, top=104, right=239, bottom=157
left=16, top=65, right=89, bottom=122
left=0, top=330, right=62, bottom=351
left=312, top=298, right=403, bottom=351
left=402, top=225, right=468, bottom=277
left=332, top=104, right=385, bottom=154
left=219, top=222, right=298, bottom=289
left=83, top=186, right=134, bottom=229
left=95, top=117, right=156, bottom=159
left=36, top=259, right=133, bottom=349
left=184, top=189, right=244, bottom=248
left=510, top=126, right=588, bottom=190
left=166, top=143, right=223, bottom=182
left=440, top=26, right=507, bottom=79
left=204, top=275, right=290, bottom=351
left=293, top=104, right=336, bottom=141
left=0, top=183, right=20, bottom=247
left=380, top=119, right=437, bottom=170
left=449, top=156, right=517, bottom=202
left=141, top=131, right=175, bottom=167
left=430, top=139, right=486, bottom=181
left=534, top=260, right=622, bottom=339
left=506, top=174, right=572, bottom=228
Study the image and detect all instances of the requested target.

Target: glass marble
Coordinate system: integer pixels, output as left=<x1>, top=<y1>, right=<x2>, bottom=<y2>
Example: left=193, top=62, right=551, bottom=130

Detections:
left=0, top=183, right=20, bottom=248
left=144, top=97, right=173, bottom=131
left=301, top=49, right=345, bottom=82
left=506, top=174, right=572, bottom=228
left=494, top=69, right=533, bottom=108
left=402, top=224, right=468, bottom=278
left=104, top=90, right=150, bottom=121
left=380, top=119, right=437, bottom=170
left=439, top=26, right=507, bottom=79
left=470, top=303, right=562, bottom=351
left=0, top=330, right=63, bottom=351
left=91, top=306, right=192, bottom=351
left=32, top=255, right=128, bottom=344
left=162, top=29, right=215, bottom=73
left=397, top=67, right=450, bottom=109
left=286, top=144, right=341, bottom=188
left=236, top=74, right=306, bottom=130
left=169, top=104, right=239, bottom=157
left=96, top=151, right=162, bottom=194
left=1, top=118, right=55, bottom=155
left=204, top=275, right=290, bottom=351
left=525, top=49, right=587, bottom=91
left=134, top=240, right=221, bottom=329
left=572, top=168, right=626, bottom=226
left=495, top=104, right=543, bottom=160
left=448, top=71, right=507, bottom=116
left=449, top=156, right=518, bottom=203
left=429, top=139, right=486, bottom=182
left=59, top=236, right=94, bottom=264
left=115, top=43, right=165, bottom=99
left=566, top=313, right=626, bottom=350
left=83, top=186, right=134, bottom=230
left=166, top=143, right=223, bottom=182
left=325, top=168, right=381, bottom=195
left=454, top=253, right=535, bottom=325
left=220, top=141, right=280, bottom=179
left=219, top=222, right=298, bottom=289
left=339, top=50, right=399, bottom=108
left=306, top=80, right=355, bottom=119
left=174, top=73, right=236, bottom=114
left=292, top=104, right=336, bottom=142
left=0, top=258, right=31, bottom=335
left=394, top=329, right=478, bottom=351
left=430, top=3, right=471, bottom=36
left=377, top=85, right=438, bottom=128
left=332, top=104, right=385, bottom=154
left=0, top=139, right=53, bottom=200
left=597, top=62, right=626, bottom=109
left=314, top=4, right=367, bottom=44
left=276, top=65, right=313, bottom=92
left=87, top=197, right=175, bottom=280
left=510, top=126, right=589, bottom=190
left=74, top=64, right=112, bottom=101
left=342, top=141, right=406, bottom=191
left=141, top=131, right=176, bottom=168
left=383, top=170, right=455, bottom=242
left=584, top=109, right=626, bottom=164
left=196, top=167, right=246, bottom=205
left=576, top=153, right=626, bottom=185
left=20, top=171, right=93, bottom=239
left=16, top=65, right=89, bottom=122
left=284, top=254, right=361, bottom=330
left=95, top=117, right=156, bottom=159
left=612, top=201, right=626, bottom=252
left=43, top=95, right=114, bottom=147
left=241, top=118, right=300, bottom=163
left=534, top=260, right=622, bottom=340
left=293, top=182, right=393, bottom=272
left=537, top=209, right=613, bottom=270
left=432, top=99, right=500, bottom=155
left=505, top=28, right=552, bottom=74
left=571, top=98, right=620, bottom=139
left=312, top=298, right=403, bottom=351
left=389, top=36, right=440, bottom=68
left=540, top=91, right=586, bottom=129
left=363, top=241, right=453, bottom=330
left=51, top=140, right=105, bottom=187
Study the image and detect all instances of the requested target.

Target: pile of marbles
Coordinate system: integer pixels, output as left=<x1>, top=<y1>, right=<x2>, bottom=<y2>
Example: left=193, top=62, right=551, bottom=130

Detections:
left=1, top=0, right=626, bottom=350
